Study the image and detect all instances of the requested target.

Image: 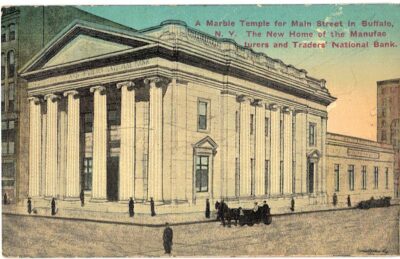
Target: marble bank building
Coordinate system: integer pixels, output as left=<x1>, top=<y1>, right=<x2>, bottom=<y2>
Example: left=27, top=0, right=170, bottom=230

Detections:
left=19, top=20, right=395, bottom=213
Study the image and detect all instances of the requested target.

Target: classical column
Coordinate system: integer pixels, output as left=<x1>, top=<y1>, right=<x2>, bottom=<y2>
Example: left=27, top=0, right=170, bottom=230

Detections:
left=321, top=116, right=327, bottom=194
left=145, top=77, right=163, bottom=202
left=283, top=107, right=293, bottom=194
left=269, top=104, right=281, bottom=195
left=254, top=99, right=265, bottom=196
left=28, top=97, right=41, bottom=197
left=117, top=81, right=136, bottom=201
left=238, top=95, right=252, bottom=197
left=44, top=94, right=59, bottom=197
left=294, top=110, right=308, bottom=194
left=90, top=86, right=107, bottom=200
left=64, top=90, right=80, bottom=199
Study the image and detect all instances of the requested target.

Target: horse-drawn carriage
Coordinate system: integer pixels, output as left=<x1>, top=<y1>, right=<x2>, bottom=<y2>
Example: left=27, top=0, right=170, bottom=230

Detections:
left=216, top=202, right=272, bottom=227
left=357, top=196, right=391, bottom=209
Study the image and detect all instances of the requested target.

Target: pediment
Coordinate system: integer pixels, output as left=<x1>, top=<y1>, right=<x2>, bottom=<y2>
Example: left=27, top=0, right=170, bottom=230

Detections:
left=307, top=149, right=321, bottom=161
left=43, top=35, right=131, bottom=68
left=193, top=136, right=218, bottom=150
left=20, top=20, right=155, bottom=74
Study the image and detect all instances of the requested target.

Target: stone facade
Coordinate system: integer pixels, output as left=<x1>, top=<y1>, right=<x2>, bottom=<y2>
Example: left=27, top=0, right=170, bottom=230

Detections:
left=19, top=20, right=394, bottom=214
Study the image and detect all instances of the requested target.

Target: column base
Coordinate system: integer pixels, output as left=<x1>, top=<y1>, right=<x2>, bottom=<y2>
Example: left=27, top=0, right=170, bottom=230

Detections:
left=90, top=198, right=108, bottom=203
left=63, top=197, right=80, bottom=201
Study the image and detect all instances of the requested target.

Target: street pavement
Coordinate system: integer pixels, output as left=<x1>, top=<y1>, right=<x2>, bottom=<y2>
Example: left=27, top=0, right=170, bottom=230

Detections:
left=2, top=206, right=399, bottom=256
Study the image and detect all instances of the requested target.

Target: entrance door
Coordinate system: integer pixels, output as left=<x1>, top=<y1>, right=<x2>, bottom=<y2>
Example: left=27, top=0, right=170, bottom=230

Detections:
left=107, top=156, right=119, bottom=201
left=308, top=162, right=314, bottom=193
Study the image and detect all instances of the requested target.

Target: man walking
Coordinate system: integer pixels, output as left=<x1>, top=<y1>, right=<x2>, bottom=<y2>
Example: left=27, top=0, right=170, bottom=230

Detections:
left=150, top=197, right=156, bottom=217
left=51, top=198, right=56, bottom=216
left=333, top=193, right=338, bottom=206
left=80, top=189, right=85, bottom=207
left=163, top=222, right=173, bottom=254
left=347, top=195, right=352, bottom=207
left=27, top=197, right=32, bottom=214
left=205, top=198, right=210, bottom=218
left=129, top=197, right=135, bottom=217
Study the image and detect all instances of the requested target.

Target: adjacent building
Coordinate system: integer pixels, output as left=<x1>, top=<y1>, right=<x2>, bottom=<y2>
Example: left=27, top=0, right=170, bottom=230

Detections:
left=326, top=133, right=394, bottom=205
left=1, top=6, right=136, bottom=203
left=377, top=79, right=400, bottom=197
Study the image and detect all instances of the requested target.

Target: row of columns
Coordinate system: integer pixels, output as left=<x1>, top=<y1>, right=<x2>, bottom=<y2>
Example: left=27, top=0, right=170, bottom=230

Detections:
left=238, top=96, right=311, bottom=197
left=28, top=77, right=165, bottom=201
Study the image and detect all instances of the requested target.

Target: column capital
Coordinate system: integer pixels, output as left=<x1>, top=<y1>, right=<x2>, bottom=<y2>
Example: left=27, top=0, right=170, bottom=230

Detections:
left=293, top=109, right=308, bottom=115
left=90, top=85, right=106, bottom=94
left=63, top=90, right=79, bottom=98
left=267, top=103, right=280, bottom=111
left=116, top=81, right=135, bottom=91
left=144, top=77, right=162, bottom=87
left=251, top=99, right=264, bottom=107
left=237, top=95, right=253, bottom=103
left=282, top=106, right=294, bottom=113
left=44, top=93, right=60, bottom=102
left=28, top=96, right=41, bottom=104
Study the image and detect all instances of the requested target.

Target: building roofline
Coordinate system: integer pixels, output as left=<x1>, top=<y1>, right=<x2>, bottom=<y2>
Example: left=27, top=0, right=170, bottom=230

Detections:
left=377, top=78, right=400, bottom=85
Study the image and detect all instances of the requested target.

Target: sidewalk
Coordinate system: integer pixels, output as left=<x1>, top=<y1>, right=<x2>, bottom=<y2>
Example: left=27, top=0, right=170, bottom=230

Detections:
left=4, top=201, right=393, bottom=227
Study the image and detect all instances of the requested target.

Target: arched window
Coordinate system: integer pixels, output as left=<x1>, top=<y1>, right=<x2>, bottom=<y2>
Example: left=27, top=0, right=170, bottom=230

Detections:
left=1, top=52, right=5, bottom=80
left=8, top=24, right=15, bottom=41
left=1, top=26, right=6, bottom=42
left=7, top=51, right=14, bottom=78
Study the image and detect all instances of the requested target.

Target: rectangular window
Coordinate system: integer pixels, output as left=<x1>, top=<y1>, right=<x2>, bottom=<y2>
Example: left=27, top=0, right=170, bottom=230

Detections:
left=196, top=156, right=209, bottom=192
left=83, top=112, right=93, bottom=133
left=292, top=161, right=296, bottom=194
left=250, top=114, right=254, bottom=135
left=2, top=180, right=14, bottom=187
left=1, top=85, right=5, bottom=112
left=385, top=168, right=389, bottom=189
left=8, top=83, right=14, bottom=112
left=348, top=165, right=354, bottom=191
left=235, top=157, right=240, bottom=196
left=374, top=167, right=379, bottom=189
left=264, top=160, right=269, bottom=195
left=235, top=111, right=239, bottom=133
left=82, top=158, right=93, bottom=191
left=362, top=166, right=367, bottom=190
left=2, top=162, right=15, bottom=178
left=107, top=103, right=120, bottom=126
left=198, top=101, right=207, bottom=130
left=334, top=164, right=340, bottom=192
left=2, top=120, right=15, bottom=155
left=309, top=123, right=316, bottom=146
left=265, top=117, right=269, bottom=137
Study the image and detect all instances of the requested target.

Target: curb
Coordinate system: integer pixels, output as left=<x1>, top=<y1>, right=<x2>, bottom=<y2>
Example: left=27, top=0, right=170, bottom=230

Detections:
left=3, top=204, right=398, bottom=227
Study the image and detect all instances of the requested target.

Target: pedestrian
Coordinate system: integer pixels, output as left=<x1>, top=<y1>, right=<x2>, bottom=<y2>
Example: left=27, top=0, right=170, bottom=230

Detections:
left=347, top=195, right=351, bottom=207
left=333, top=193, right=338, bottom=206
left=205, top=198, right=210, bottom=218
left=218, top=200, right=225, bottom=226
left=51, top=197, right=56, bottom=216
left=150, top=197, right=156, bottom=216
left=3, top=192, right=8, bottom=205
left=80, top=189, right=85, bottom=207
left=163, top=222, right=173, bottom=254
left=129, top=197, right=135, bottom=217
left=215, top=201, right=220, bottom=220
left=290, top=197, right=295, bottom=212
left=253, top=202, right=259, bottom=213
left=27, top=197, right=32, bottom=214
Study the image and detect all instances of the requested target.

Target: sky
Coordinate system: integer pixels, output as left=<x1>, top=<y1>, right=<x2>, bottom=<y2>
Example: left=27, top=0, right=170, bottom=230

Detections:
left=79, top=5, right=400, bottom=140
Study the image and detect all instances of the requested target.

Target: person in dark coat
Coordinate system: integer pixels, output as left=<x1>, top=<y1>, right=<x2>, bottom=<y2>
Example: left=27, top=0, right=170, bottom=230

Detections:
left=261, top=200, right=270, bottom=222
left=219, top=200, right=226, bottom=227
left=27, top=197, right=32, bottom=214
left=333, top=193, right=338, bottom=206
left=215, top=201, right=220, bottom=220
left=80, top=189, right=85, bottom=207
left=51, top=197, right=56, bottom=216
left=163, top=222, right=173, bottom=254
left=150, top=197, right=156, bottom=216
left=290, top=197, right=295, bottom=212
left=3, top=193, right=8, bottom=205
left=347, top=195, right=351, bottom=207
left=129, top=197, right=135, bottom=217
left=205, top=199, right=210, bottom=218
